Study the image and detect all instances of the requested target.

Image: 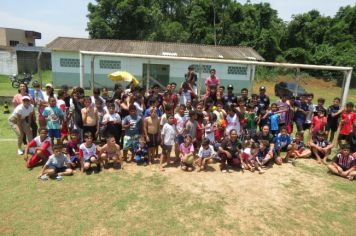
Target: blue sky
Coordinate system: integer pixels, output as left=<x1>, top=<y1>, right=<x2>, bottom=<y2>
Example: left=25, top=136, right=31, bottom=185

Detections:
left=0, top=0, right=354, bottom=46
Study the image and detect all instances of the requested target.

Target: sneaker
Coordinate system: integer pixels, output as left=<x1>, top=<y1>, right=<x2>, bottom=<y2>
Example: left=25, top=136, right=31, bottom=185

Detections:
left=17, top=149, right=24, bottom=155
left=56, top=175, right=63, bottom=181
left=221, top=169, right=227, bottom=173
left=96, top=164, right=101, bottom=172
left=40, top=175, right=48, bottom=181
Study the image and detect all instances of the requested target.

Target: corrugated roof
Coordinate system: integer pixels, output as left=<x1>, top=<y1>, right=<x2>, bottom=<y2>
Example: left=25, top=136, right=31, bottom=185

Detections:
left=46, top=37, right=264, bottom=61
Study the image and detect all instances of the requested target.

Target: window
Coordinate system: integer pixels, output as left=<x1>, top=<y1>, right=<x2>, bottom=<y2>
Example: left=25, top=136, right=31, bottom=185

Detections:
left=227, top=66, right=248, bottom=75
left=9, top=40, right=19, bottom=47
left=99, top=60, right=121, bottom=69
left=190, top=64, right=211, bottom=73
left=60, top=58, right=79, bottom=68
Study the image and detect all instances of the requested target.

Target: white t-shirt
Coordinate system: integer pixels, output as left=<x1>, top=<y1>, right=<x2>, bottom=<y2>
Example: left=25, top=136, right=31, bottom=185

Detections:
left=11, top=103, right=34, bottom=119
left=226, top=113, right=240, bottom=135
left=134, top=101, right=144, bottom=116
left=161, top=123, right=176, bottom=146
left=198, top=145, right=216, bottom=158
left=174, top=113, right=187, bottom=134
left=79, top=143, right=97, bottom=161
left=204, top=122, right=215, bottom=143
left=179, top=90, right=193, bottom=105
left=103, top=113, right=121, bottom=124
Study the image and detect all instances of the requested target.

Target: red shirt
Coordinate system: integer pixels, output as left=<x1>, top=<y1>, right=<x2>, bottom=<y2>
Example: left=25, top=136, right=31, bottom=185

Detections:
left=340, top=112, right=356, bottom=135
left=311, top=116, right=327, bottom=134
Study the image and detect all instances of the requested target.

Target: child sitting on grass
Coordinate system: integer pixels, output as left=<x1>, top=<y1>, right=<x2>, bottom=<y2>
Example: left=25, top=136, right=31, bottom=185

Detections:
left=327, top=144, right=356, bottom=181
left=256, top=140, right=272, bottom=168
left=286, top=132, right=311, bottom=163
left=66, top=130, right=80, bottom=169
left=79, top=132, right=101, bottom=173
left=179, top=135, right=195, bottom=171
left=38, top=144, right=73, bottom=181
left=195, top=138, right=216, bottom=172
left=309, top=131, right=333, bottom=164
left=240, top=142, right=264, bottom=174
left=100, top=135, right=122, bottom=169
left=24, top=127, right=53, bottom=168
left=133, top=136, right=149, bottom=166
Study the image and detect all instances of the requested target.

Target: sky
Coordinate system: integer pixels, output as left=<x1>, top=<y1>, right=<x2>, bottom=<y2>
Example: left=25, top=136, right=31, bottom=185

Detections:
left=0, top=0, right=355, bottom=46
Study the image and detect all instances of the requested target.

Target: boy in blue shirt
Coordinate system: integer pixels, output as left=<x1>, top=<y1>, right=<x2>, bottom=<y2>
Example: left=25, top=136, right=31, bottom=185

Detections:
left=122, top=105, right=143, bottom=161
left=42, top=96, right=64, bottom=144
left=274, top=126, right=292, bottom=164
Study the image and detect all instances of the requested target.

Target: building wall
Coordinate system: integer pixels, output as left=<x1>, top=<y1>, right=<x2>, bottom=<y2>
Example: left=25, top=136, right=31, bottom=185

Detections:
left=0, top=50, right=18, bottom=75
left=0, top=28, right=6, bottom=46
left=0, top=28, right=35, bottom=47
left=52, top=51, right=252, bottom=93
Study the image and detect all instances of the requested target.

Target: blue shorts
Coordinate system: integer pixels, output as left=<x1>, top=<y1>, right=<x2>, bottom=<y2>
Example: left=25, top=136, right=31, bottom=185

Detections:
left=48, top=129, right=61, bottom=139
left=48, top=165, right=67, bottom=173
left=70, top=155, right=79, bottom=163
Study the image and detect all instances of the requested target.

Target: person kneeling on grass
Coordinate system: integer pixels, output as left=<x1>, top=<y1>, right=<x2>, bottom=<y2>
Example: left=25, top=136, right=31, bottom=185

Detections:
left=100, top=135, right=122, bottom=170
left=79, top=132, right=101, bottom=173
left=195, top=138, right=216, bottom=172
left=327, top=144, right=356, bottom=181
left=66, top=130, right=80, bottom=169
left=24, top=127, right=53, bottom=168
left=309, top=131, right=333, bottom=164
left=133, top=136, right=149, bottom=166
left=38, top=144, right=73, bottom=181
left=179, top=135, right=195, bottom=171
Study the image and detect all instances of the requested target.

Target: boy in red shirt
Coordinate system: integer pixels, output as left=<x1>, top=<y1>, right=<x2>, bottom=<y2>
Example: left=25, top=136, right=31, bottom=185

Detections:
left=338, top=102, right=356, bottom=146
left=24, top=127, right=53, bottom=168
left=311, top=109, right=327, bottom=137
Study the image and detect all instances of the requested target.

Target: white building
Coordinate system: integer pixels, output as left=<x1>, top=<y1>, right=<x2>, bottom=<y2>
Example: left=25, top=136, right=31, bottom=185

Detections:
left=47, top=37, right=264, bottom=92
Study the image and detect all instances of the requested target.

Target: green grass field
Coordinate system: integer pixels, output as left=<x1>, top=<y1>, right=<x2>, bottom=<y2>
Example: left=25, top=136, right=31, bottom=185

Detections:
left=0, top=75, right=355, bottom=235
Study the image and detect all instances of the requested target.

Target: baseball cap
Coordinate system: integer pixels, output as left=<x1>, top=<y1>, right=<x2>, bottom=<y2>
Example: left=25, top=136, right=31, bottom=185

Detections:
left=22, top=96, right=31, bottom=101
left=227, top=84, right=234, bottom=89
left=259, top=86, right=266, bottom=91
left=45, top=83, right=53, bottom=88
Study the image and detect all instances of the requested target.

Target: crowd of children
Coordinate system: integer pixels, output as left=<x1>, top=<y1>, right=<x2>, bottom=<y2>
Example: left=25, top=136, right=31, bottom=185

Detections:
left=7, top=67, right=356, bottom=181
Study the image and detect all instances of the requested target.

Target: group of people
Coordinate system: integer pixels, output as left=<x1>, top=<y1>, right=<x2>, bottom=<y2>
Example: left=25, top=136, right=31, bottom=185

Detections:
left=7, top=67, right=356, bottom=181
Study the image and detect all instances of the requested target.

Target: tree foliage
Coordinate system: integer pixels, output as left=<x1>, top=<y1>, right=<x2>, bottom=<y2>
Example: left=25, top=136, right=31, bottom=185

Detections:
left=87, top=1, right=356, bottom=86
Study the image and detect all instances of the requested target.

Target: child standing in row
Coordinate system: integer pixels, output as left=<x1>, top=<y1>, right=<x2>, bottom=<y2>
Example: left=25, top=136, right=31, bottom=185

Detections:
left=160, top=115, right=176, bottom=171
left=43, top=96, right=64, bottom=144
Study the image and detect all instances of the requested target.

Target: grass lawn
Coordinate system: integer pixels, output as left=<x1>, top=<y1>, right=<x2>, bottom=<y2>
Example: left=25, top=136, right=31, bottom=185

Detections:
left=0, top=76, right=355, bottom=235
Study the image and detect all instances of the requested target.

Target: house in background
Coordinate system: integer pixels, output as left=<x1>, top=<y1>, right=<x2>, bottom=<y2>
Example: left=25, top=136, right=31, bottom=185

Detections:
left=47, top=37, right=264, bottom=92
left=0, top=27, right=51, bottom=75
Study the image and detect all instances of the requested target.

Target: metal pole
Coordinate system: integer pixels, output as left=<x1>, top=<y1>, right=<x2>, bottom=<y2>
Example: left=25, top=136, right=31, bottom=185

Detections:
left=341, top=69, right=353, bottom=107
left=146, top=59, right=150, bottom=94
left=198, top=62, right=202, bottom=99
left=80, top=50, right=352, bottom=71
left=294, top=68, right=300, bottom=96
left=79, top=53, right=84, bottom=88
left=37, top=49, right=42, bottom=88
left=249, top=65, right=255, bottom=94
left=90, top=56, right=95, bottom=92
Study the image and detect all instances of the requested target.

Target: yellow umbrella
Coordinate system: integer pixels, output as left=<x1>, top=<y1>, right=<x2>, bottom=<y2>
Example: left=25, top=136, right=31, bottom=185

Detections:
left=108, top=71, right=139, bottom=86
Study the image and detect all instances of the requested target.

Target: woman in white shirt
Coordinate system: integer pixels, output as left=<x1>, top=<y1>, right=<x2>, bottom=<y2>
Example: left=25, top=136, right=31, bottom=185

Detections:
left=8, top=96, right=35, bottom=155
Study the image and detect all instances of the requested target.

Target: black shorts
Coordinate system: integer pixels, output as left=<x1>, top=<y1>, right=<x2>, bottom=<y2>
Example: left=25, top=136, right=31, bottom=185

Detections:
left=147, top=133, right=159, bottom=147
left=326, top=123, right=338, bottom=132
left=84, top=156, right=98, bottom=163
left=338, top=134, right=348, bottom=141
left=48, top=166, right=67, bottom=173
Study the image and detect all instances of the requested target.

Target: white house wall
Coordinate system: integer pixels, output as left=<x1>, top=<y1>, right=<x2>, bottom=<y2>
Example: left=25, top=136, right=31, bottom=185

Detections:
left=0, top=50, right=18, bottom=75
left=52, top=51, right=252, bottom=93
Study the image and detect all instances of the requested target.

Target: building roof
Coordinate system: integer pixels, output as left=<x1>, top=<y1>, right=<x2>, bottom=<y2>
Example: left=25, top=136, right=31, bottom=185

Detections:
left=46, top=37, right=264, bottom=61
